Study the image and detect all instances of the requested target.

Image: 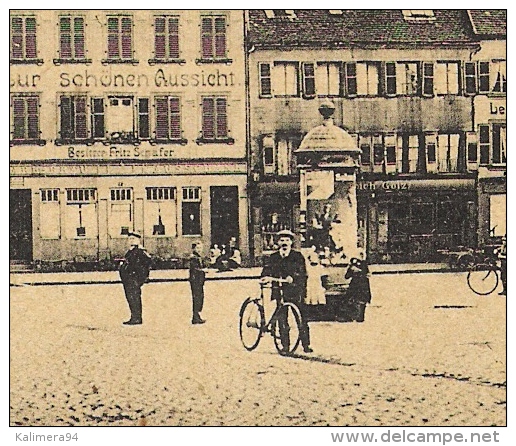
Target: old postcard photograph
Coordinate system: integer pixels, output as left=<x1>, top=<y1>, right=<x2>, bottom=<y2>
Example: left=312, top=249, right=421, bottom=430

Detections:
left=8, top=5, right=507, bottom=444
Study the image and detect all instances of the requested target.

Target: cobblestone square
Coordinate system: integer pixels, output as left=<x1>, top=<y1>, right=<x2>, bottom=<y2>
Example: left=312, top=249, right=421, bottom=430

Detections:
left=10, top=272, right=506, bottom=427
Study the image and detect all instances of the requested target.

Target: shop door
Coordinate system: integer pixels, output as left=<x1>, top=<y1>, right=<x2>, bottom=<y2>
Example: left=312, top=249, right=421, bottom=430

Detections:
left=10, top=189, right=33, bottom=261
left=210, top=186, right=239, bottom=247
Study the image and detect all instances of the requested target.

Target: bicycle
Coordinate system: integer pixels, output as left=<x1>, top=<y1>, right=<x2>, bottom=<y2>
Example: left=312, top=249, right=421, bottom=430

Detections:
left=467, top=254, right=501, bottom=296
left=239, top=277, right=303, bottom=355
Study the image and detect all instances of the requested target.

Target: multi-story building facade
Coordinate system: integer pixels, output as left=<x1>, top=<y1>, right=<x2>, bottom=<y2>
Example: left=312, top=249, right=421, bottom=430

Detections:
left=467, top=10, right=507, bottom=245
left=10, top=10, right=249, bottom=266
left=246, top=9, right=506, bottom=264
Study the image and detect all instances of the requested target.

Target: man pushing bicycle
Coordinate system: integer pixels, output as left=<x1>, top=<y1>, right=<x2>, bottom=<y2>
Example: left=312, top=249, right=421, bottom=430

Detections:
left=260, top=229, right=313, bottom=353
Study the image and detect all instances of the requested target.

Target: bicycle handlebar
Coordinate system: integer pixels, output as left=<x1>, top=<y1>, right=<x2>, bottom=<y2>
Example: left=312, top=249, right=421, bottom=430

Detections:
left=259, top=276, right=292, bottom=286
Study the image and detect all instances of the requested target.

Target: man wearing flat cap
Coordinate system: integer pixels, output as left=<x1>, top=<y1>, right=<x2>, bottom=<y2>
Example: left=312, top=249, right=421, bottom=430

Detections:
left=119, top=232, right=152, bottom=325
left=260, top=229, right=312, bottom=353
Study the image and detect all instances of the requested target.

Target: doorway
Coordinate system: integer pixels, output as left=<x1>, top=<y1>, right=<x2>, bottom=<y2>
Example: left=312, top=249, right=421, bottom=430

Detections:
left=210, top=186, right=239, bottom=248
left=10, top=189, right=33, bottom=261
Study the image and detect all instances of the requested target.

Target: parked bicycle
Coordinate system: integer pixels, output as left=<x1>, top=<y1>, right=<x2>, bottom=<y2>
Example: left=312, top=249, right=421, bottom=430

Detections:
left=466, top=246, right=501, bottom=295
left=239, top=278, right=303, bottom=355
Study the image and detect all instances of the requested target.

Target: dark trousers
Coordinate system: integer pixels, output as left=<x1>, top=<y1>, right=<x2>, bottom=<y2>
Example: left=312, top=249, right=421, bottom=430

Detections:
left=277, top=300, right=311, bottom=351
left=122, top=278, right=142, bottom=321
left=501, top=259, right=507, bottom=291
left=190, top=281, right=205, bottom=320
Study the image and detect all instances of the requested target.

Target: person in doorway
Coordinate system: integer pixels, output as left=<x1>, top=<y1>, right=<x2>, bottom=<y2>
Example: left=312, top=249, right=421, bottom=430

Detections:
left=189, top=242, right=208, bottom=324
left=215, top=236, right=242, bottom=271
left=497, top=235, right=507, bottom=295
left=260, top=229, right=313, bottom=353
left=344, top=249, right=372, bottom=322
left=119, top=232, right=152, bottom=325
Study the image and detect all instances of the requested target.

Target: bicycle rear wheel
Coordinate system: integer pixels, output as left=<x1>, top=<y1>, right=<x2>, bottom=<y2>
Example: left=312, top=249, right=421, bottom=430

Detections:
left=239, top=298, right=265, bottom=351
left=467, top=264, right=499, bottom=295
left=272, top=302, right=302, bottom=356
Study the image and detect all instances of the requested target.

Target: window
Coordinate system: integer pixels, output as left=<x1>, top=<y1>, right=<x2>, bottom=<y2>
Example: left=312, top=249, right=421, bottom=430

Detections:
left=373, top=135, right=384, bottom=166
left=145, top=187, right=177, bottom=237
left=155, top=96, right=182, bottom=141
left=479, top=125, right=490, bottom=165
left=10, top=94, right=41, bottom=144
left=402, top=10, right=435, bottom=21
left=356, top=62, right=379, bottom=96
left=397, top=62, right=419, bottom=96
left=261, top=134, right=300, bottom=176
left=106, top=16, right=134, bottom=62
left=437, top=134, right=460, bottom=172
left=262, top=135, right=275, bottom=175
left=435, top=62, right=459, bottom=95
left=106, top=96, right=136, bottom=142
left=65, top=189, right=97, bottom=239
left=302, top=63, right=316, bottom=97
left=40, top=189, right=60, bottom=239
left=57, top=16, right=87, bottom=62
left=422, top=63, right=434, bottom=96
left=200, top=15, right=227, bottom=61
left=464, top=62, right=477, bottom=95
left=10, top=16, right=40, bottom=63
left=492, top=124, right=506, bottom=164
left=110, top=188, right=133, bottom=237
left=478, top=62, right=490, bottom=94
left=399, top=135, right=419, bottom=173
left=91, top=98, right=105, bottom=139
left=345, top=63, right=357, bottom=97
left=259, top=62, right=272, bottom=97
left=200, top=96, right=230, bottom=141
left=425, top=133, right=438, bottom=172
left=385, top=62, right=397, bottom=96
left=59, top=95, right=88, bottom=141
left=182, top=187, right=201, bottom=236
left=466, top=132, right=478, bottom=167
left=272, top=62, right=299, bottom=97
left=491, top=61, right=506, bottom=93
left=316, top=62, right=341, bottom=96
left=153, top=16, right=180, bottom=61
left=138, top=98, right=150, bottom=139
left=359, top=135, right=371, bottom=166
left=385, top=134, right=397, bottom=171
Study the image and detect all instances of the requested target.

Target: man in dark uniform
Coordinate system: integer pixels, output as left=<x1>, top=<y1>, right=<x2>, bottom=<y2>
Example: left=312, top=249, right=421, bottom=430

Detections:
left=260, top=229, right=312, bottom=353
left=189, top=242, right=207, bottom=324
left=344, top=250, right=372, bottom=322
left=119, top=232, right=151, bottom=325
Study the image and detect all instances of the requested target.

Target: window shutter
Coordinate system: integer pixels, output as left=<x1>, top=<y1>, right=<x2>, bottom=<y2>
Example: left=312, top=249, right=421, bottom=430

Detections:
left=121, top=17, right=132, bottom=59
left=201, top=17, right=213, bottom=58
left=169, top=97, right=181, bottom=139
left=202, top=97, right=215, bottom=139
left=214, top=17, right=226, bottom=58
left=107, top=17, right=119, bottom=58
left=27, top=97, right=39, bottom=139
left=75, top=96, right=88, bottom=139
left=478, top=62, right=490, bottom=94
left=59, top=17, right=72, bottom=58
left=155, top=97, right=168, bottom=139
left=259, top=63, right=272, bottom=97
left=11, top=17, right=24, bottom=59
left=154, top=17, right=166, bottom=59
left=216, top=98, right=227, bottom=138
left=25, top=17, right=37, bottom=59
left=91, top=98, right=105, bottom=139
left=73, top=17, right=85, bottom=58
left=12, top=98, right=26, bottom=139
left=169, top=18, right=179, bottom=59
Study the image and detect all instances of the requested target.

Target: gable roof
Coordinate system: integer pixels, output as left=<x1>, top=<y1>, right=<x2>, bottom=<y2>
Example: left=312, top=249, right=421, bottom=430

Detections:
left=247, top=9, right=477, bottom=49
left=467, top=10, right=506, bottom=37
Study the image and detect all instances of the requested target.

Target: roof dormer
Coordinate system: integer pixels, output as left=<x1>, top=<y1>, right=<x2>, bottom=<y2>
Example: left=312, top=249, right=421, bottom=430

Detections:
left=402, top=10, right=436, bottom=22
left=264, top=10, right=297, bottom=20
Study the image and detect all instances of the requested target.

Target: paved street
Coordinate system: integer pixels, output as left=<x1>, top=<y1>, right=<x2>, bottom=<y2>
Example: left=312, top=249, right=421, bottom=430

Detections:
left=10, top=272, right=506, bottom=426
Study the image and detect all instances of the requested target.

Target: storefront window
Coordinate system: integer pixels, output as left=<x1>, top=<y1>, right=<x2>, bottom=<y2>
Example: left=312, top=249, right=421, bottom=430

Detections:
left=64, top=188, right=97, bottom=239
left=145, top=187, right=177, bottom=237
left=109, top=188, right=133, bottom=237
left=40, top=189, right=60, bottom=239
left=182, top=187, right=201, bottom=236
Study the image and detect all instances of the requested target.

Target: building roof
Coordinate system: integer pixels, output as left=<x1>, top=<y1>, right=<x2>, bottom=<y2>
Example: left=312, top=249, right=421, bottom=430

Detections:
left=247, top=9, right=477, bottom=49
left=467, top=10, right=506, bottom=37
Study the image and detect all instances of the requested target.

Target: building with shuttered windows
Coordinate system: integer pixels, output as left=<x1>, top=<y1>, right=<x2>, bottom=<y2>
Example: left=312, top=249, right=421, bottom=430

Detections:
left=10, top=10, right=249, bottom=266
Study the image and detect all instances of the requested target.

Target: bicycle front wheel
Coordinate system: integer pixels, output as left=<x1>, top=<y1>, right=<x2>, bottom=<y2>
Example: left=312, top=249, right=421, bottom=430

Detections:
left=272, top=302, right=302, bottom=356
left=467, top=264, right=499, bottom=295
left=239, top=298, right=265, bottom=351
